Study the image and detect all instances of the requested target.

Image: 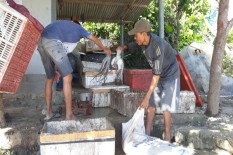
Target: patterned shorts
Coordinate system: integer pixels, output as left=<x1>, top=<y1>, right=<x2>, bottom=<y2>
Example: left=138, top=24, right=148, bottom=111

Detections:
left=149, top=77, right=180, bottom=112
left=37, top=37, right=73, bottom=79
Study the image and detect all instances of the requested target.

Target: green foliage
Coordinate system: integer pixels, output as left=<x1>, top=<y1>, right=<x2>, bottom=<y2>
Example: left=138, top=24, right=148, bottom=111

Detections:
left=83, top=22, right=120, bottom=44
left=223, top=55, right=233, bottom=77
left=139, top=0, right=210, bottom=51
left=227, top=29, right=233, bottom=44
left=81, top=0, right=211, bottom=68
left=178, top=0, right=209, bottom=49
left=169, top=0, right=209, bottom=50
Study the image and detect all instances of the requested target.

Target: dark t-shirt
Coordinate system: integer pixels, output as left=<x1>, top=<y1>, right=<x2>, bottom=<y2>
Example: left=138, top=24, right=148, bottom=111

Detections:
left=127, top=33, right=180, bottom=81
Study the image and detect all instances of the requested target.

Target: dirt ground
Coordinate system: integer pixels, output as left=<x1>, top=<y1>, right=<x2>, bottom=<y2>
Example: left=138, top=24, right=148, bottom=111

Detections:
left=1, top=92, right=233, bottom=155
left=1, top=94, right=128, bottom=155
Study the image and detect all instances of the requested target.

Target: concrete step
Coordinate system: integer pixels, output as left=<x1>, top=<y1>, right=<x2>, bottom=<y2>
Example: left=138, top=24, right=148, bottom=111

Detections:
left=151, top=110, right=233, bottom=154
left=174, top=114, right=233, bottom=154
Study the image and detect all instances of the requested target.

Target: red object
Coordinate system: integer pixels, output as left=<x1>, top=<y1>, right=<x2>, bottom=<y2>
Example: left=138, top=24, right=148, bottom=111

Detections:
left=176, top=54, right=203, bottom=107
left=0, top=21, right=41, bottom=93
left=7, top=0, right=44, bottom=32
left=123, top=56, right=203, bottom=107
left=123, top=69, right=153, bottom=91
left=73, top=101, right=92, bottom=116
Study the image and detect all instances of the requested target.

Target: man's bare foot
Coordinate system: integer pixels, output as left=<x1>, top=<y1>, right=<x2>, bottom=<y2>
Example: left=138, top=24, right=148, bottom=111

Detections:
left=66, top=115, right=76, bottom=120
left=164, top=134, right=171, bottom=142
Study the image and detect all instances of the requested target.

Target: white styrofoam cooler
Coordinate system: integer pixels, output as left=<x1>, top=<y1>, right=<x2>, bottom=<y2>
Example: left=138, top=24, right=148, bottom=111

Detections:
left=81, top=61, right=102, bottom=72
left=86, top=39, right=111, bottom=51
left=40, top=118, right=115, bottom=155
left=81, top=70, right=117, bottom=88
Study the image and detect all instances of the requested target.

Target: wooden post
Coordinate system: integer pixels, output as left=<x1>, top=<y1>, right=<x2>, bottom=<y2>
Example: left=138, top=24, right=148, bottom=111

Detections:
left=0, top=93, right=6, bottom=128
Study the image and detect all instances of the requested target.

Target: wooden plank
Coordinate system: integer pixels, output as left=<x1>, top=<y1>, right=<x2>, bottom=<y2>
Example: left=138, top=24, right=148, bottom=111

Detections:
left=83, top=71, right=117, bottom=76
left=56, top=16, right=132, bottom=23
left=64, top=0, right=147, bottom=8
left=40, top=130, right=115, bottom=143
left=91, top=89, right=111, bottom=93
left=176, top=54, right=203, bottom=107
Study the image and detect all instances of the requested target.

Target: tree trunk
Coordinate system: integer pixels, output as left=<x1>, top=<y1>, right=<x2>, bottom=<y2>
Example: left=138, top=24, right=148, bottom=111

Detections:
left=205, top=0, right=229, bottom=116
left=0, top=93, right=6, bottom=128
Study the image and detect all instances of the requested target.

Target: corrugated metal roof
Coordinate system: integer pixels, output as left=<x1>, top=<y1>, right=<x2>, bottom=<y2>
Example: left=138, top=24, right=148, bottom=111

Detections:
left=57, top=0, right=151, bottom=23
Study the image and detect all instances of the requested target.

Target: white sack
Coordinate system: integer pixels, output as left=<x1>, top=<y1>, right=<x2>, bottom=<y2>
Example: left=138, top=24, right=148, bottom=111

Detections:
left=122, top=108, right=194, bottom=155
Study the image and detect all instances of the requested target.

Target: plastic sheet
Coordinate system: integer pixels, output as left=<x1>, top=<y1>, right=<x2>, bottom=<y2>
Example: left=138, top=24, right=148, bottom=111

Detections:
left=122, top=109, right=194, bottom=155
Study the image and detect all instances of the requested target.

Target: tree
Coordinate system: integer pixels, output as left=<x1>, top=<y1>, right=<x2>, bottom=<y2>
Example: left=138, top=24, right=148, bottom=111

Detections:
left=205, top=0, right=233, bottom=116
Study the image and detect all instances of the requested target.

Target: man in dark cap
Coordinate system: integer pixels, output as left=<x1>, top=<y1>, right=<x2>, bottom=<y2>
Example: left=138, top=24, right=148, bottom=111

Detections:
left=117, top=19, right=180, bottom=141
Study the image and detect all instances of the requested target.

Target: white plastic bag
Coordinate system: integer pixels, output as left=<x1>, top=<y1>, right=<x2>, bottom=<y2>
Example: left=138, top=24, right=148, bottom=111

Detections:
left=122, top=108, right=194, bottom=155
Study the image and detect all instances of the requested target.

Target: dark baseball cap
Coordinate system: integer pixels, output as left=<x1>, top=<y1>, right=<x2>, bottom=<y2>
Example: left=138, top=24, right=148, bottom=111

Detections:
left=128, top=19, right=151, bottom=35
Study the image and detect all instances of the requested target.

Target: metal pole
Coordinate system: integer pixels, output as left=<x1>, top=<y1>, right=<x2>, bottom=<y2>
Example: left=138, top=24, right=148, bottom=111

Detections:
left=120, top=21, right=124, bottom=46
left=158, top=0, right=164, bottom=38
left=120, top=21, right=124, bottom=57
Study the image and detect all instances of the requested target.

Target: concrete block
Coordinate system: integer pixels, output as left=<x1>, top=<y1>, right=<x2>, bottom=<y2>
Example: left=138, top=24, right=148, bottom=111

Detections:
left=111, top=90, right=195, bottom=117
left=17, top=74, right=46, bottom=95
left=156, top=90, right=196, bottom=114
left=92, top=91, right=110, bottom=107
left=178, top=91, right=196, bottom=113
left=91, top=85, right=129, bottom=107
left=40, top=117, right=115, bottom=155
left=110, top=89, right=145, bottom=117
left=216, top=135, right=233, bottom=154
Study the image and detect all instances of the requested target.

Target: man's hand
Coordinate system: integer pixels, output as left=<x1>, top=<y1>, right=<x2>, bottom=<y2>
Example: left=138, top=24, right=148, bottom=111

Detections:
left=116, top=45, right=126, bottom=52
left=139, top=98, right=149, bottom=109
left=104, top=48, right=112, bottom=56
left=55, top=71, right=61, bottom=83
left=88, top=35, right=112, bottom=55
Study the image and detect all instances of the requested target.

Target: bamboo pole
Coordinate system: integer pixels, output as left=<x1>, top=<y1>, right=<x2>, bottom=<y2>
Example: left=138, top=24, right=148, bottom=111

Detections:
left=0, top=93, right=6, bottom=128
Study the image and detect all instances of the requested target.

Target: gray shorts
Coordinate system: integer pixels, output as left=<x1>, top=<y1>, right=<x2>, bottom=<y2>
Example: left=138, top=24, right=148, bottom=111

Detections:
left=38, top=37, right=73, bottom=79
left=149, top=77, right=180, bottom=112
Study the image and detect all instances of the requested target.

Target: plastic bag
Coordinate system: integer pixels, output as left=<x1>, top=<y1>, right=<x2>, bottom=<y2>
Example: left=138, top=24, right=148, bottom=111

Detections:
left=122, top=108, right=194, bottom=155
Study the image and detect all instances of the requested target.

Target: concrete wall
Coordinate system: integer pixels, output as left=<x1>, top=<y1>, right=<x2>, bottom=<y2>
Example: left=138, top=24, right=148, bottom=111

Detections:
left=22, top=0, right=56, bottom=75
left=230, top=1, right=233, bottom=20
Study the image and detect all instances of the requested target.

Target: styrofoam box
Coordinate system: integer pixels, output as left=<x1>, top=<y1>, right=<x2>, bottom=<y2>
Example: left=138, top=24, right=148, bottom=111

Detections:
left=86, top=39, right=111, bottom=51
left=91, top=85, right=130, bottom=107
left=81, top=61, right=102, bottom=72
left=40, top=118, right=115, bottom=155
left=81, top=70, right=117, bottom=88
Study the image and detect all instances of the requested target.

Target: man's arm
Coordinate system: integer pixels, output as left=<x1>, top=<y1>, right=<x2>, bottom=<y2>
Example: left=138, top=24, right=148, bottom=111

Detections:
left=116, top=42, right=140, bottom=53
left=140, top=75, right=160, bottom=108
left=88, top=35, right=112, bottom=55
left=116, top=45, right=127, bottom=52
